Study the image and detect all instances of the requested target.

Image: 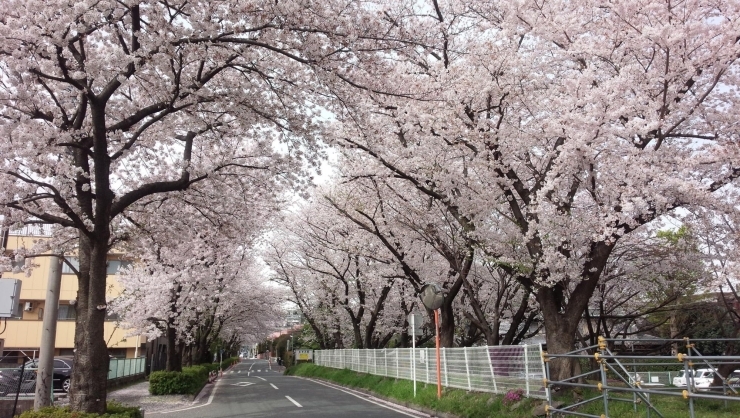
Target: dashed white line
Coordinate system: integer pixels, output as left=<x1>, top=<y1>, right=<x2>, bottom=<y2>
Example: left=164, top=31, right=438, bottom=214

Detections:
left=270, top=383, right=279, bottom=389
left=285, top=396, right=302, bottom=407
left=256, top=376, right=266, bottom=381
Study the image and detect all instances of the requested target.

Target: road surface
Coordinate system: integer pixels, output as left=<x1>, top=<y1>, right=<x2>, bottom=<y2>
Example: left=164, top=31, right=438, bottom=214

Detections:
left=149, top=359, right=430, bottom=418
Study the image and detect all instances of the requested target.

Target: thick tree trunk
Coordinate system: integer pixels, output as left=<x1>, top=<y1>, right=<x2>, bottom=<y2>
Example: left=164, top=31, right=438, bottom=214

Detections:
left=542, top=314, right=581, bottom=383
left=439, top=275, right=465, bottom=347
left=70, top=235, right=110, bottom=414
left=166, top=326, right=183, bottom=372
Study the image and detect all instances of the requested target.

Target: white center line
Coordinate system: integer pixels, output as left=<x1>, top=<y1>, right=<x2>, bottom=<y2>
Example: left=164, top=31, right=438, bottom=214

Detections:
left=285, top=396, right=302, bottom=407
left=270, top=383, right=279, bottom=390
left=256, top=376, right=266, bottom=381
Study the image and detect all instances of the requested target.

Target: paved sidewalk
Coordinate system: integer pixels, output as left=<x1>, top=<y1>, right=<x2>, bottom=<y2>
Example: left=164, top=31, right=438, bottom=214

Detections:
left=107, top=380, right=206, bottom=414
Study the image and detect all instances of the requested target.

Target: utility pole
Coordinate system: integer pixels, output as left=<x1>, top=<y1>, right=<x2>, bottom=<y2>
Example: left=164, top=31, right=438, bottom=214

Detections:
left=34, top=255, right=62, bottom=409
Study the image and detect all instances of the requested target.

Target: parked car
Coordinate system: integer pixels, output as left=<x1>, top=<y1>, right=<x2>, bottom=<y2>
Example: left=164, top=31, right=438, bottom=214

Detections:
left=672, top=368, right=715, bottom=389
left=728, top=370, right=740, bottom=388
left=0, top=357, right=73, bottom=396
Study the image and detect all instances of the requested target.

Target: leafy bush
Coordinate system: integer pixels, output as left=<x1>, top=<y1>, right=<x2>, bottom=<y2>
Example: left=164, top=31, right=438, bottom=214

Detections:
left=149, top=366, right=209, bottom=395
left=19, top=402, right=141, bottom=418
left=149, top=357, right=240, bottom=395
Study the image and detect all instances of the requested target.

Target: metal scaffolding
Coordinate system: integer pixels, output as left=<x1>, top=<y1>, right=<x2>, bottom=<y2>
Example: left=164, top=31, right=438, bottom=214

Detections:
left=542, top=337, right=740, bottom=418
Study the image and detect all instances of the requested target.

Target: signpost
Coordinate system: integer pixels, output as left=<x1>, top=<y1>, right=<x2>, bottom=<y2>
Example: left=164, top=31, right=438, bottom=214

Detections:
left=295, top=349, right=313, bottom=361
left=420, top=283, right=445, bottom=399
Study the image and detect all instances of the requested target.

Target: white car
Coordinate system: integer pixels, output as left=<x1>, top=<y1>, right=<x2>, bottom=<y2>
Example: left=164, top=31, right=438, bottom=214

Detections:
left=673, top=368, right=715, bottom=389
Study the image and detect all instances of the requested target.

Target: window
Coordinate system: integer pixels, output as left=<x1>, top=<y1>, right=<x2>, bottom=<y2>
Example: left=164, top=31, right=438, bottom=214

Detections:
left=58, top=305, right=76, bottom=320
left=106, top=260, right=132, bottom=275
left=54, top=359, right=72, bottom=369
left=61, top=257, right=79, bottom=274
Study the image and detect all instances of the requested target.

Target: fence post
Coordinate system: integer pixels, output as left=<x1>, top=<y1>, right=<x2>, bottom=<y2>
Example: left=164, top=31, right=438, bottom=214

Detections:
left=488, top=346, right=498, bottom=393
left=385, top=349, right=388, bottom=376
left=524, top=344, right=530, bottom=397
left=396, top=349, right=400, bottom=379
left=442, top=347, right=449, bottom=387
left=426, top=348, right=430, bottom=384
left=464, top=346, right=472, bottom=391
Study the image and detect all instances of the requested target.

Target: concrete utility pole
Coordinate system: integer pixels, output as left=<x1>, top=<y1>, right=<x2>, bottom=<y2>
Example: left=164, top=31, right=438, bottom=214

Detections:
left=34, top=255, right=62, bottom=409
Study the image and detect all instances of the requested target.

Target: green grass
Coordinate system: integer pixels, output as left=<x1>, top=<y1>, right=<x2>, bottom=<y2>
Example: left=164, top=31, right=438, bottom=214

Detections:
left=286, top=363, right=538, bottom=418
left=286, top=364, right=740, bottom=418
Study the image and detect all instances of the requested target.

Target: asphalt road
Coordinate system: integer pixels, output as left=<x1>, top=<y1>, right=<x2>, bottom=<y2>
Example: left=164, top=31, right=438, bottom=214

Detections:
left=149, top=359, right=430, bottom=418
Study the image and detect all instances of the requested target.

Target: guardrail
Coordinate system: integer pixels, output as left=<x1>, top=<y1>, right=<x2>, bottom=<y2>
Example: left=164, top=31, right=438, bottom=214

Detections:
left=315, top=345, right=546, bottom=399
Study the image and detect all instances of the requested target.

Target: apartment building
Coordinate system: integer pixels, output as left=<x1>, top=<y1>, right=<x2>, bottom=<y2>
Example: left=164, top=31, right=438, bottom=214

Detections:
left=0, top=225, right=144, bottom=361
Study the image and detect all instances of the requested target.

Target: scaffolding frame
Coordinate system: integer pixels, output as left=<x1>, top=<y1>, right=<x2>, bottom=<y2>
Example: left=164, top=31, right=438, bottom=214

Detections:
left=542, top=337, right=740, bottom=418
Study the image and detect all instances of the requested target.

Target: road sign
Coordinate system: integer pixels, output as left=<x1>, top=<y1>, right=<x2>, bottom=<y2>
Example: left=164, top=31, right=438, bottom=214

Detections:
left=296, top=349, right=313, bottom=361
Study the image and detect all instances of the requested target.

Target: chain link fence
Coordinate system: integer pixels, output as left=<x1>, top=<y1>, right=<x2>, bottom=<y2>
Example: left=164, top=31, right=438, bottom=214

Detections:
left=315, top=345, right=546, bottom=399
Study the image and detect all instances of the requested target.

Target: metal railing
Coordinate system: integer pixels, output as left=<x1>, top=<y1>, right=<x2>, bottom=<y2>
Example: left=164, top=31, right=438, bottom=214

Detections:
left=315, top=345, right=547, bottom=399
left=544, top=337, right=740, bottom=418
left=108, top=357, right=146, bottom=380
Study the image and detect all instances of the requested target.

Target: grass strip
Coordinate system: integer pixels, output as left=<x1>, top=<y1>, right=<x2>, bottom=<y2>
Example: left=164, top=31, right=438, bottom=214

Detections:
left=285, top=363, right=740, bottom=418
left=286, top=363, right=535, bottom=417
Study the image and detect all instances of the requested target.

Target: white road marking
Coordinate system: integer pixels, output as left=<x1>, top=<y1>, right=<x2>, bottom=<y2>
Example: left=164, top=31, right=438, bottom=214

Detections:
left=232, top=382, right=255, bottom=387
left=256, top=376, right=266, bottom=381
left=152, top=376, right=222, bottom=414
left=305, top=378, right=430, bottom=418
left=285, top=396, right=302, bottom=407
left=238, top=370, right=241, bottom=373
left=270, top=383, right=279, bottom=389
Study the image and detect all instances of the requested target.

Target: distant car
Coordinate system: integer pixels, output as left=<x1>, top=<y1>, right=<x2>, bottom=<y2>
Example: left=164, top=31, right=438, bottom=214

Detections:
left=728, top=371, right=740, bottom=388
left=0, top=357, right=74, bottom=396
left=672, top=368, right=714, bottom=389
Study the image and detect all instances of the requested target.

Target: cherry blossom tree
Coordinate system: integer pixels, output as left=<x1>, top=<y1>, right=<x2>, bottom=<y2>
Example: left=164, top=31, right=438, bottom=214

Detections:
left=325, top=0, right=740, bottom=380
left=266, top=198, right=422, bottom=349
left=110, top=185, right=285, bottom=371
left=575, top=226, right=709, bottom=354
left=0, top=0, right=412, bottom=411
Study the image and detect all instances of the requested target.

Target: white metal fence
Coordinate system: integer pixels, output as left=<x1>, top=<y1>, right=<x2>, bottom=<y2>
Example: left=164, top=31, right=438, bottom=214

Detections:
left=314, top=345, right=546, bottom=399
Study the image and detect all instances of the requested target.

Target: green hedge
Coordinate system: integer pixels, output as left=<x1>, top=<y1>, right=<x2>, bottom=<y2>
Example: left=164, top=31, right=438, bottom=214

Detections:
left=149, top=365, right=209, bottom=395
left=148, top=358, right=240, bottom=395
left=19, top=402, right=141, bottom=418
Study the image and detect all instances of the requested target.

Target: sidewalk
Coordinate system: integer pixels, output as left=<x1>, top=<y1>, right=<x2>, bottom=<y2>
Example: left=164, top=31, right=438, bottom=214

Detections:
left=107, top=380, right=203, bottom=414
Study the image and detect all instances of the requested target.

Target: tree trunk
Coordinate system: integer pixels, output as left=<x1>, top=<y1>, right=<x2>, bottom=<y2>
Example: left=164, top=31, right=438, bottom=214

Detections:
left=166, top=326, right=183, bottom=372
left=70, top=235, right=110, bottom=414
left=439, top=275, right=465, bottom=347
left=542, top=315, right=581, bottom=383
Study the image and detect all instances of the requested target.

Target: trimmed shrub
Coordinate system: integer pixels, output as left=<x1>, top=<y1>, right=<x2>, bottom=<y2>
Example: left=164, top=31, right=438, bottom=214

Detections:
left=148, top=358, right=239, bottom=395
left=149, top=366, right=208, bottom=395
left=19, top=402, right=142, bottom=418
